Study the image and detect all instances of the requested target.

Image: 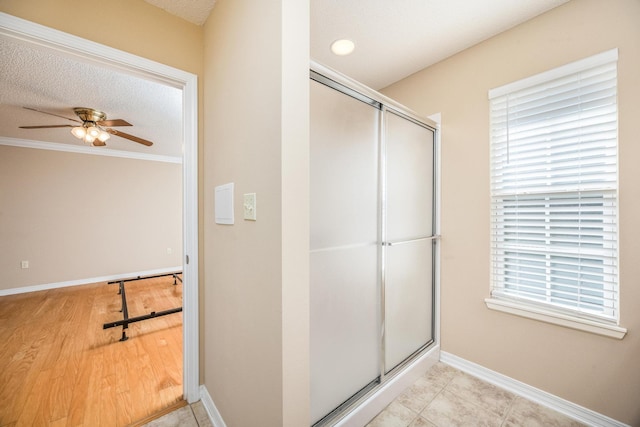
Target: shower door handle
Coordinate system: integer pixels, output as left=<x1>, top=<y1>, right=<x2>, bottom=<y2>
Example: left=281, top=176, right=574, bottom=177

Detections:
left=383, top=235, right=440, bottom=246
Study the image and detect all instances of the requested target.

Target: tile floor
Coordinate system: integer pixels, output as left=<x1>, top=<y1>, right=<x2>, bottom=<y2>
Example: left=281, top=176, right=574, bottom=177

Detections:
left=366, top=363, right=585, bottom=427
left=145, top=363, right=585, bottom=427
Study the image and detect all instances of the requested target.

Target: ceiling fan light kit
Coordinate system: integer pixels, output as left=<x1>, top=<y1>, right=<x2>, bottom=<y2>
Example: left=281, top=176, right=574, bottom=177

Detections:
left=70, top=123, right=110, bottom=145
left=19, top=106, right=153, bottom=147
left=70, top=108, right=110, bottom=145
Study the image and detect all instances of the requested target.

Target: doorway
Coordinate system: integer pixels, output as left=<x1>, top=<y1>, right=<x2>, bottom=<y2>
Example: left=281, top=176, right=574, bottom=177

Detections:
left=0, top=11, right=199, bottom=410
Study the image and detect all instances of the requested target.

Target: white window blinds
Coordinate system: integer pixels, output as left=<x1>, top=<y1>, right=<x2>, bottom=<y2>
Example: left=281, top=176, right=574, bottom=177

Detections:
left=489, top=49, right=619, bottom=322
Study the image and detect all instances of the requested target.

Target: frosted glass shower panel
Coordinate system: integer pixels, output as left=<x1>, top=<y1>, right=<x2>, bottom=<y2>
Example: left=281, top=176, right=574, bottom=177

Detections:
left=310, top=246, right=379, bottom=423
left=310, top=80, right=380, bottom=424
left=384, top=111, right=435, bottom=373
left=384, top=240, right=433, bottom=371
left=385, top=111, right=434, bottom=242
left=310, top=80, right=379, bottom=251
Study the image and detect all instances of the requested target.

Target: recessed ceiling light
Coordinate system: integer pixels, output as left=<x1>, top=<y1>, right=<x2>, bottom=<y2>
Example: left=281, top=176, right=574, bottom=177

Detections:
left=331, top=39, right=355, bottom=56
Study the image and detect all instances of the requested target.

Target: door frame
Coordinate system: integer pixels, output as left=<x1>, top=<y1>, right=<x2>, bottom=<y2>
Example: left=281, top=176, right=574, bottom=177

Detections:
left=0, top=12, right=200, bottom=403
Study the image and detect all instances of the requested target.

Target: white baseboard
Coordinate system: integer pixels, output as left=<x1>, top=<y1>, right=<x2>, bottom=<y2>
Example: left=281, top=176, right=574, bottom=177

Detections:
left=440, top=352, right=629, bottom=427
left=199, top=385, right=227, bottom=427
left=334, top=345, right=440, bottom=427
left=0, top=266, right=183, bottom=297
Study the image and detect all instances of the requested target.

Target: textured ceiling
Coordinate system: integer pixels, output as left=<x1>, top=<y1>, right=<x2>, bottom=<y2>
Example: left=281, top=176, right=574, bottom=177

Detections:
left=0, top=37, right=183, bottom=157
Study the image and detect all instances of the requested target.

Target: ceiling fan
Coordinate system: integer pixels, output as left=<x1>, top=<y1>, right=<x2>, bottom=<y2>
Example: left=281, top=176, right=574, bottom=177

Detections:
left=19, top=107, right=153, bottom=147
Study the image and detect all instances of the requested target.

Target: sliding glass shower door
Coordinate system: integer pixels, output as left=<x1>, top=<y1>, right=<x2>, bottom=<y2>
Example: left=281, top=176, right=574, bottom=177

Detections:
left=310, top=70, right=437, bottom=426
left=310, top=79, right=380, bottom=424
left=383, top=110, right=435, bottom=372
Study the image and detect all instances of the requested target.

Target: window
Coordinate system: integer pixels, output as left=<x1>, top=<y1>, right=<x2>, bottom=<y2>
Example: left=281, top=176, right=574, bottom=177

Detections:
left=487, top=49, right=625, bottom=338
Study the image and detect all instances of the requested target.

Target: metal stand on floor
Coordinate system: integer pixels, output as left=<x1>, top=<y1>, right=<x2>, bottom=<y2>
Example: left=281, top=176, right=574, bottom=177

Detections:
left=102, top=272, right=183, bottom=341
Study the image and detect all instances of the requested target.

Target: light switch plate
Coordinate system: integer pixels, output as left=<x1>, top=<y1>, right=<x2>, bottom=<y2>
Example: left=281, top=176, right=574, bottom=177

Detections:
left=215, top=183, right=234, bottom=225
left=243, top=193, right=257, bottom=221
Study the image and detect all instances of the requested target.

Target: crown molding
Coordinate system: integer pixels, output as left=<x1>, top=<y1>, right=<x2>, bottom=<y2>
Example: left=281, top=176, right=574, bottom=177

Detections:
left=0, top=136, right=182, bottom=164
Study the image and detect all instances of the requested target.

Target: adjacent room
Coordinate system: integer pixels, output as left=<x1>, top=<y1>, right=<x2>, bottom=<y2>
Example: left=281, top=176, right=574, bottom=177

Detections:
left=0, top=27, right=186, bottom=425
left=0, top=0, right=638, bottom=426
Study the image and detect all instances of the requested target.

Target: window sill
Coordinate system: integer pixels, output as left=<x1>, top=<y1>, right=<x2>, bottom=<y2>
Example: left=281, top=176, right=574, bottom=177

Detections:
left=484, top=297, right=627, bottom=339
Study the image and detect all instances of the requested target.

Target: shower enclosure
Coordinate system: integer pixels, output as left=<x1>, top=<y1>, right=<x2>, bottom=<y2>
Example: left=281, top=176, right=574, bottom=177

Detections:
left=310, top=63, right=438, bottom=426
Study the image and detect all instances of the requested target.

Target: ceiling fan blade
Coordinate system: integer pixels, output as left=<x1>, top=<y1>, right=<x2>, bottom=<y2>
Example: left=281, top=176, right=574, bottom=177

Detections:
left=106, top=128, right=153, bottom=146
left=98, top=119, right=132, bottom=127
left=19, top=124, right=74, bottom=129
left=23, top=107, right=81, bottom=123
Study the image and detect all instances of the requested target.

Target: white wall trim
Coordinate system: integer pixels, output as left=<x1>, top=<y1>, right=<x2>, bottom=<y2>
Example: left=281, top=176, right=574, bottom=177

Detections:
left=0, top=266, right=183, bottom=296
left=1, top=12, right=200, bottom=403
left=181, top=59, right=200, bottom=404
left=440, top=352, right=629, bottom=427
left=0, top=12, right=192, bottom=88
left=485, top=297, right=627, bottom=340
left=0, top=136, right=183, bottom=164
left=488, top=48, right=618, bottom=99
left=199, top=385, right=227, bottom=427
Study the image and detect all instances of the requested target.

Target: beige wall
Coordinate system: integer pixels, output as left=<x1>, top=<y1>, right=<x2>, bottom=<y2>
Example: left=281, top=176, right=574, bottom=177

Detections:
left=0, top=145, right=182, bottom=289
left=382, top=0, right=640, bottom=424
left=203, top=0, right=309, bottom=425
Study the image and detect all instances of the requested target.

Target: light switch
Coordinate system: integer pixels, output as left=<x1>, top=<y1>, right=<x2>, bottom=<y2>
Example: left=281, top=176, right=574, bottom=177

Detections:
left=244, top=193, right=257, bottom=221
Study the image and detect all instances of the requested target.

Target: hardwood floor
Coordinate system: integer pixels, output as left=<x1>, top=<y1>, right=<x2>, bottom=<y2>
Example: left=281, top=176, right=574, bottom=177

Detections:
left=0, top=275, right=183, bottom=427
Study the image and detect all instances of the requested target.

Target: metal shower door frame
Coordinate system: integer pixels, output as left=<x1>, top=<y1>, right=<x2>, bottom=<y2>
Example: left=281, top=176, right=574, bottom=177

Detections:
left=310, top=61, right=440, bottom=426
